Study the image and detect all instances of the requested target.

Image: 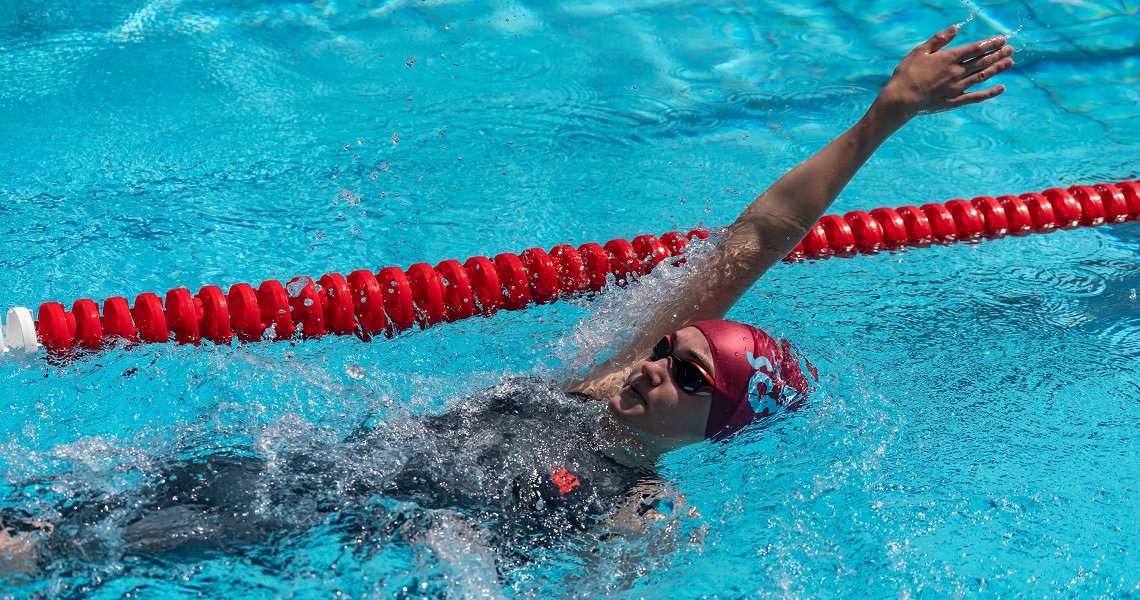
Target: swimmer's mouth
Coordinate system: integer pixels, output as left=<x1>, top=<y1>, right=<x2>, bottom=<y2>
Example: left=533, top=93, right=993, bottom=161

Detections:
left=622, top=384, right=646, bottom=406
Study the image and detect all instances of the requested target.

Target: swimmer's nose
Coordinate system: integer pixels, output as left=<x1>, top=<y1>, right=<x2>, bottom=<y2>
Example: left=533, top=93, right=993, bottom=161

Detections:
left=640, top=356, right=669, bottom=388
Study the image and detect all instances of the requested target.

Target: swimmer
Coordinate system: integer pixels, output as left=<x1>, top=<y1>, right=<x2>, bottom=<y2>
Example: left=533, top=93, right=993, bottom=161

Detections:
left=2, top=25, right=1014, bottom=581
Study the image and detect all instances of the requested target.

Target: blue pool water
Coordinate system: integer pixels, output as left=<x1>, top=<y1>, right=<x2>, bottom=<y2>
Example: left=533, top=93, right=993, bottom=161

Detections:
left=2, top=0, right=1140, bottom=597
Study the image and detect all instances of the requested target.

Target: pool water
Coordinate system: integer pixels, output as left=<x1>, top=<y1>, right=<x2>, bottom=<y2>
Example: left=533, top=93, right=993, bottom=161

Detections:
left=2, top=0, right=1139, bottom=597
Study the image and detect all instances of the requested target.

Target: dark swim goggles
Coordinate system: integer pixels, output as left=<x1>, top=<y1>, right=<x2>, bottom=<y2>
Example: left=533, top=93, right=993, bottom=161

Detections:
left=650, top=335, right=715, bottom=396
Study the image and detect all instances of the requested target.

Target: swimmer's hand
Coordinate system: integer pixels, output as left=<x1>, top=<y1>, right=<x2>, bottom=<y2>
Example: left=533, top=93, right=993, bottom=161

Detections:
left=874, top=25, right=1014, bottom=123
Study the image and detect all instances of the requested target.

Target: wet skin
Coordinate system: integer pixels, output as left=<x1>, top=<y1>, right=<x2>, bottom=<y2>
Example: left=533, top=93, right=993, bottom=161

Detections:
left=607, top=326, right=716, bottom=449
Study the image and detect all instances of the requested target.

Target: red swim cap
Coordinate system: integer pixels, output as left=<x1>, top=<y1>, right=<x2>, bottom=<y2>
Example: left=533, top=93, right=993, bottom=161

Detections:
left=689, top=320, right=812, bottom=440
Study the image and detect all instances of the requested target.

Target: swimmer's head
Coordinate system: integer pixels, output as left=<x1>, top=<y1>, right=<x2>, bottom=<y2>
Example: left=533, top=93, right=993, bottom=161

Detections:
left=609, top=319, right=810, bottom=449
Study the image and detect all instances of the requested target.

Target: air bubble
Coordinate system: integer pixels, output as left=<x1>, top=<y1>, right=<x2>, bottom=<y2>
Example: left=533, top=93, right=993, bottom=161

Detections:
left=346, top=364, right=367, bottom=380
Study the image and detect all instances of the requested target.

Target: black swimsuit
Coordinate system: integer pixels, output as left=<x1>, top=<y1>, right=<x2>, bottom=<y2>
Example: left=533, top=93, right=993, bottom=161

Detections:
left=17, top=378, right=650, bottom=566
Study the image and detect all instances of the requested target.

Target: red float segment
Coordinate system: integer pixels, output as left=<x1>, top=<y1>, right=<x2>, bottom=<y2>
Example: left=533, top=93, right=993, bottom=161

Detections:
left=406, top=263, right=446, bottom=329
left=196, top=286, right=233, bottom=344
left=801, top=222, right=832, bottom=258
left=819, top=215, right=855, bottom=254
left=577, top=243, right=611, bottom=293
left=228, top=283, right=263, bottom=342
left=463, top=256, right=501, bottom=317
left=868, top=207, right=908, bottom=248
left=1041, top=188, right=1082, bottom=229
left=286, top=277, right=325, bottom=339
left=317, top=273, right=356, bottom=336
left=377, top=267, right=416, bottom=332
left=347, top=270, right=390, bottom=337
left=519, top=248, right=560, bottom=304
left=102, top=297, right=137, bottom=342
left=945, top=199, right=984, bottom=240
left=37, top=302, right=74, bottom=351
left=72, top=299, right=103, bottom=350
left=549, top=244, right=588, bottom=296
left=165, top=288, right=201, bottom=344
left=659, top=232, right=689, bottom=258
left=1092, top=183, right=1131, bottom=224
left=133, top=292, right=169, bottom=344
left=996, top=195, right=1033, bottom=234
left=1115, top=181, right=1140, bottom=217
left=257, top=280, right=294, bottom=340
left=688, top=229, right=710, bottom=240
left=969, top=196, right=1009, bottom=236
left=494, top=253, right=531, bottom=311
left=920, top=203, right=958, bottom=242
left=897, top=206, right=933, bottom=244
left=435, top=260, right=475, bottom=323
left=1067, top=185, right=1106, bottom=227
left=631, top=235, right=670, bottom=273
left=604, top=238, right=641, bottom=284
left=843, top=211, right=884, bottom=252
left=1020, top=193, right=1057, bottom=232
left=785, top=242, right=804, bottom=262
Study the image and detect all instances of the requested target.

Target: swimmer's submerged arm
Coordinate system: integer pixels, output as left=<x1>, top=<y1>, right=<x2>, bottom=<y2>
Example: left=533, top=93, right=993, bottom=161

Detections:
left=569, top=26, right=1014, bottom=398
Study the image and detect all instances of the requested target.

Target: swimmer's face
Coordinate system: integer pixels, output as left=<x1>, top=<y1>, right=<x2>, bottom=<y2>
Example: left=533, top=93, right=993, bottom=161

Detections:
left=608, top=326, right=714, bottom=448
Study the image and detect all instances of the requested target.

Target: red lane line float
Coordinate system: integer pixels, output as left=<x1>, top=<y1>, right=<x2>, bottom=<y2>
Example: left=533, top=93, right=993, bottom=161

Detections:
left=996, top=195, right=1033, bottom=233
left=549, top=244, right=588, bottom=297
left=378, top=267, right=416, bottom=333
left=287, top=276, right=325, bottom=339
left=72, top=299, right=103, bottom=350
left=897, top=206, right=933, bottom=245
left=319, top=273, right=357, bottom=336
left=464, top=256, right=501, bottom=317
left=132, top=292, right=169, bottom=344
left=494, top=253, right=531, bottom=311
left=258, top=280, right=294, bottom=340
left=577, top=243, right=611, bottom=293
left=801, top=222, right=832, bottom=258
left=406, top=263, right=446, bottom=329
left=519, top=248, right=560, bottom=305
left=844, top=210, right=884, bottom=253
left=604, top=238, right=641, bottom=285
left=869, top=207, right=908, bottom=249
left=945, top=199, right=984, bottom=241
left=434, top=260, right=474, bottom=323
left=228, top=283, right=263, bottom=342
left=969, top=196, right=1009, bottom=236
left=347, top=269, right=389, bottom=337
left=14, top=179, right=1140, bottom=355
left=197, top=285, right=233, bottom=344
left=819, top=215, right=855, bottom=255
left=165, top=288, right=200, bottom=344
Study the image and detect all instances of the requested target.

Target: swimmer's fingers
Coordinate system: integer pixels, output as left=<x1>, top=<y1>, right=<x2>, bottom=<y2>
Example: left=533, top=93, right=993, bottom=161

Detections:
left=921, top=25, right=958, bottom=53
left=957, top=54, right=1015, bottom=92
left=949, top=35, right=1008, bottom=63
left=948, top=84, right=1007, bottom=108
left=960, top=44, right=1014, bottom=76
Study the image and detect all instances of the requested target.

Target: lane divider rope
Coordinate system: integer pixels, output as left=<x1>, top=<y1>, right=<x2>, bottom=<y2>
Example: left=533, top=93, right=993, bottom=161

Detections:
left=3, top=180, right=1138, bottom=355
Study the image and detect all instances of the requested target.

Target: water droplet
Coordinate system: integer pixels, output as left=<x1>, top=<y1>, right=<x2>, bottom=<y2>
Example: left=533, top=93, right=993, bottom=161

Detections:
left=287, top=277, right=312, bottom=297
left=392, top=133, right=400, bottom=144
left=535, top=498, right=545, bottom=510
left=344, top=143, right=351, bottom=150
left=346, top=364, right=366, bottom=380
left=1131, top=288, right=1136, bottom=300
left=405, top=56, right=417, bottom=67
left=303, top=298, right=314, bottom=307
left=380, top=162, right=390, bottom=171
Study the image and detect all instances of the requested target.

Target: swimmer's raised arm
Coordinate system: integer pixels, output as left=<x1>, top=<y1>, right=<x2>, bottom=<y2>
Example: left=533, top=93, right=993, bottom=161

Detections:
left=570, top=26, right=1014, bottom=398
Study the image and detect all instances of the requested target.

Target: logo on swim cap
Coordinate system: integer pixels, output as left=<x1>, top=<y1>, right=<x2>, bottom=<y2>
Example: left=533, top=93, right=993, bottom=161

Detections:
left=745, top=351, right=779, bottom=417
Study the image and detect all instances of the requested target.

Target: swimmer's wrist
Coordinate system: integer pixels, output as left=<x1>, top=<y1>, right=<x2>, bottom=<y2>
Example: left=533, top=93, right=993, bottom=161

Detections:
left=863, top=95, right=913, bottom=134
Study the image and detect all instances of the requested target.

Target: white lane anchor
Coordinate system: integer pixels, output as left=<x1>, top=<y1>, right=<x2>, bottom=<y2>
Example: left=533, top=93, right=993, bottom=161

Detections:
left=3, top=307, right=40, bottom=355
